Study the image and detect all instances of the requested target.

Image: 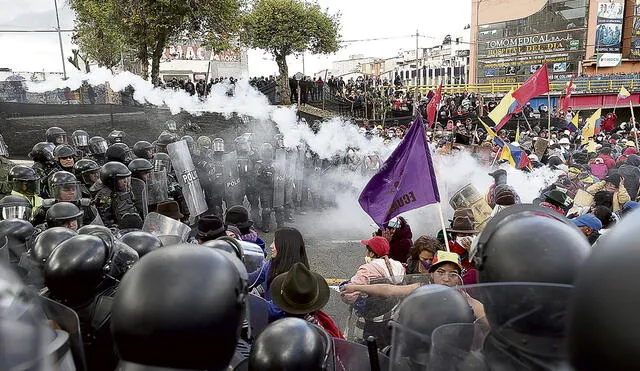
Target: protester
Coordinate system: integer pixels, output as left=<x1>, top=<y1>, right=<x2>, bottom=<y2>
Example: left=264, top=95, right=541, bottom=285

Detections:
left=587, top=174, right=630, bottom=211
left=379, top=216, right=413, bottom=263
left=571, top=214, right=602, bottom=243
left=405, top=235, right=444, bottom=274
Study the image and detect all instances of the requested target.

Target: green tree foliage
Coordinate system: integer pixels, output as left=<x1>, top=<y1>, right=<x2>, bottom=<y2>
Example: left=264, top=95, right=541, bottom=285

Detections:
left=242, top=0, right=340, bottom=104
left=69, top=0, right=242, bottom=84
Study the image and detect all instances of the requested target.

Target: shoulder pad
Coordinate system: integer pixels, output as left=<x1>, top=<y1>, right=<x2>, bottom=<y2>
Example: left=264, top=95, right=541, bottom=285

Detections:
left=91, top=295, right=114, bottom=333
left=79, top=198, right=92, bottom=207
left=42, top=199, right=56, bottom=208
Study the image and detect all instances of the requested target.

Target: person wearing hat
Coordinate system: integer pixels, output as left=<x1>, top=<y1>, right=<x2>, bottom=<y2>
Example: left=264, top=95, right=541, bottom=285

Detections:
left=195, top=215, right=226, bottom=243
left=224, top=205, right=265, bottom=251
left=156, top=200, right=183, bottom=220
left=446, top=214, right=479, bottom=284
left=539, top=189, right=569, bottom=215
left=587, top=173, right=630, bottom=212
left=571, top=214, right=602, bottom=243
left=341, top=251, right=485, bottom=318
left=270, top=262, right=343, bottom=339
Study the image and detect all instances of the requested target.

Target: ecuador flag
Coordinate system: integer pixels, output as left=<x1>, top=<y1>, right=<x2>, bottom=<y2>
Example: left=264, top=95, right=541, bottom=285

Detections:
left=499, top=142, right=531, bottom=170
left=618, top=86, right=631, bottom=100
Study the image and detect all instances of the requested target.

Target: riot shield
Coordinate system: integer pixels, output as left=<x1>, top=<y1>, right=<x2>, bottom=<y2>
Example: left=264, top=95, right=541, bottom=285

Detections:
left=130, top=177, right=149, bottom=217
left=248, top=294, right=269, bottom=339
left=295, top=144, right=306, bottom=204
left=389, top=283, right=573, bottom=371
left=167, top=140, right=208, bottom=217
left=40, top=296, right=87, bottom=371
left=333, top=338, right=391, bottom=371
left=449, top=184, right=493, bottom=231
left=142, top=212, right=191, bottom=245
left=273, top=148, right=287, bottom=209
left=0, top=236, right=8, bottom=264
left=534, top=137, right=549, bottom=159
left=223, top=152, right=244, bottom=207
left=147, top=171, right=169, bottom=205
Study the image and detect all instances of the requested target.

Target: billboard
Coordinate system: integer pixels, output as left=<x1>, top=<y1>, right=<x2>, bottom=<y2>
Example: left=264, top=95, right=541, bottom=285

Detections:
left=595, top=0, right=625, bottom=53
left=632, top=0, right=640, bottom=59
left=164, top=45, right=241, bottom=62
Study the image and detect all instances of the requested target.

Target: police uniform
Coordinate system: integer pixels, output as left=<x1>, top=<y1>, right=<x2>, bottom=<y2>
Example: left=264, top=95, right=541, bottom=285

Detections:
left=94, top=187, right=139, bottom=228
left=0, top=156, right=15, bottom=198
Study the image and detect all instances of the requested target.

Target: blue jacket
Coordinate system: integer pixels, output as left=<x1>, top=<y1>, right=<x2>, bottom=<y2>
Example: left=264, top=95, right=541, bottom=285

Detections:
left=247, top=260, right=285, bottom=321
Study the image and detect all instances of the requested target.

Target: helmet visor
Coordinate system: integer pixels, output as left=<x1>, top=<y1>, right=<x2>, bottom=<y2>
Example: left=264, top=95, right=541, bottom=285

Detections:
left=72, top=134, right=88, bottom=147
left=116, top=176, right=131, bottom=192
left=90, top=140, right=108, bottom=155
left=52, top=134, right=67, bottom=145
left=51, top=183, right=81, bottom=202
left=154, top=160, right=171, bottom=173
left=213, top=141, right=224, bottom=152
left=81, top=170, right=99, bottom=185
left=13, top=180, right=39, bottom=196
left=1, top=205, right=31, bottom=220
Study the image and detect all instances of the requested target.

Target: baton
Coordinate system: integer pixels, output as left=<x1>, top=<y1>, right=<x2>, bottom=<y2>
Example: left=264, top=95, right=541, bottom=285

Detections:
left=366, top=336, right=381, bottom=371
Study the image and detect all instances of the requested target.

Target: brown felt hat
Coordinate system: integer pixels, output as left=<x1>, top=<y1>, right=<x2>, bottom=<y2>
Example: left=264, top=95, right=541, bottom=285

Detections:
left=156, top=200, right=183, bottom=220
left=447, top=216, right=478, bottom=234
left=270, top=263, right=330, bottom=315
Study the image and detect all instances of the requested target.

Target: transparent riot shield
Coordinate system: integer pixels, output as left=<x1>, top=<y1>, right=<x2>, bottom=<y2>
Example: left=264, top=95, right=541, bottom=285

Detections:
left=142, top=212, right=191, bottom=246
left=389, top=282, right=574, bottom=371
left=147, top=171, right=169, bottom=205
left=0, top=236, right=8, bottom=264
left=130, top=177, right=149, bottom=218
left=167, top=140, right=208, bottom=216
left=238, top=240, right=266, bottom=274
left=333, top=338, right=391, bottom=371
left=41, top=296, right=88, bottom=371
left=222, top=152, right=244, bottom=207
left=273, top=148, right=287, bottom=209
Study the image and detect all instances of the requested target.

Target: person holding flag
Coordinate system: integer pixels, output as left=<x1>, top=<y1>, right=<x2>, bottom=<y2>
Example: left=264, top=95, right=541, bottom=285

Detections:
left=479, top=118, right=531, bottom=170
left=582, top=109, right=602, bottom=146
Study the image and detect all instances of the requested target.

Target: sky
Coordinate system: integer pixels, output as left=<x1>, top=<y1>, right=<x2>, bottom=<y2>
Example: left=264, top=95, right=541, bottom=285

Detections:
left=0, top=0, right=471, bottom=77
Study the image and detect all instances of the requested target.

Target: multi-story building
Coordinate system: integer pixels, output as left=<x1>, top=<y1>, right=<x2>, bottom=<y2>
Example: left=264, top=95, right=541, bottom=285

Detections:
left=470, top=0, right=640, bottom=84
left=159, top=43, right=249, bottom=83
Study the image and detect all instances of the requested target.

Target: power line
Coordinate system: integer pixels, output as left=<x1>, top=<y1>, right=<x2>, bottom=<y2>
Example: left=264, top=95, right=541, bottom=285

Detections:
left=0, top=29, right=74, bottom=33
left=341, top=34, right=437, bottom=43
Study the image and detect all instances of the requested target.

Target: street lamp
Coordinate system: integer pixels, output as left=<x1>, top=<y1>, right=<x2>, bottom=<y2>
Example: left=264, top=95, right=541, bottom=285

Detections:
left=53, top=0, right=67, bottom=80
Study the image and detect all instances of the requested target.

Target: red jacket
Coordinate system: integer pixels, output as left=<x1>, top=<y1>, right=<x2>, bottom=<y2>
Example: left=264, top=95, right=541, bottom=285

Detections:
left=597, top=154, right=616, bottom=169
left=448, top=241, right=474, bottom=271
left=312, top=310, right=344, bottom=339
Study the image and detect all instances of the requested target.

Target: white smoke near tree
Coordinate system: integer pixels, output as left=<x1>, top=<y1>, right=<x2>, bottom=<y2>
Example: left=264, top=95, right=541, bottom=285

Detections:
left=27, top=69, right=560, bottom=237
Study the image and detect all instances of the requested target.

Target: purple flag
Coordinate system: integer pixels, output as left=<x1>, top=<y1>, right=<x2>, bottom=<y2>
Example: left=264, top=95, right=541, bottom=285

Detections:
left=359, top=115, right=440, bottom=226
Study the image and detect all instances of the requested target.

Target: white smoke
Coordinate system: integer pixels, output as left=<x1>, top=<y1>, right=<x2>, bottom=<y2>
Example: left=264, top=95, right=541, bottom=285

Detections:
left=27, top=69, right=561, bottom=237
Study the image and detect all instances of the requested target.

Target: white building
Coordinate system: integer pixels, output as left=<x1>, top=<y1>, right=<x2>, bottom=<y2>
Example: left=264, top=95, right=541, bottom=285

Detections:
left=159, top=44, right=249, bottom=82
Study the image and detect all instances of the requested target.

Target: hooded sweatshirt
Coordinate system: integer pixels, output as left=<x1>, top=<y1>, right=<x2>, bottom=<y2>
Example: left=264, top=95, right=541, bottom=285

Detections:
left=389, top=224, right=413, bottom=263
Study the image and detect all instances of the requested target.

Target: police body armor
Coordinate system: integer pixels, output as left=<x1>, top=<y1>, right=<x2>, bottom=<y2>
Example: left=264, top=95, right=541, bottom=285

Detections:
left=208, top=153, right=225, bottom=217
left=238, top=150, right=260, bottom=222
left=223, top=151, right=245, bottom=207
left=167, top=140, right=208, bottom=218
left=257, top=159, right=275, bottom=232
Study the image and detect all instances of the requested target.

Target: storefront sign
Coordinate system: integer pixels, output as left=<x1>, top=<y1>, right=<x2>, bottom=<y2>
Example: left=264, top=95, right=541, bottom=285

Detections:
left=597, top=53, right=622, bottom=67
left=595, top=0, right=625, bottom=53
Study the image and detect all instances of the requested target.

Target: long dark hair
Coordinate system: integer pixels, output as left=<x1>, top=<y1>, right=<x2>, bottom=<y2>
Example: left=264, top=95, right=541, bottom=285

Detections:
left=267, top=227, right=310, bottom=289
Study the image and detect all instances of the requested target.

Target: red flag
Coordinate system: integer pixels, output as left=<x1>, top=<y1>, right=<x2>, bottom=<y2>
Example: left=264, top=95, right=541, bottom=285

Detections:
left=559, top=75, right=574, bottom=112
left=512, top=63, right=550, bottom=106
left=426, top=84, right=442, bottom=128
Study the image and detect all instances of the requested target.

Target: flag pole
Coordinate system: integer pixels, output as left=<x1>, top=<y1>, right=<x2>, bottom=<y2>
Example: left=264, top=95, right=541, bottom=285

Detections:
left=545, top=62, right=551, bottom=134
left=437, top=203, right=450, bottom=252
left=631, top=100, right=638, bottom=149
left=613, top=96, right=619, bottom=114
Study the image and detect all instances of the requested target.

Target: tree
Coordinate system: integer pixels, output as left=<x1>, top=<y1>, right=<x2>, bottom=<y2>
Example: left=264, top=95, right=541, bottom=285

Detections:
left=242, top=0, right=340, bottom=105
left=69, top=0, right=243, bottom=84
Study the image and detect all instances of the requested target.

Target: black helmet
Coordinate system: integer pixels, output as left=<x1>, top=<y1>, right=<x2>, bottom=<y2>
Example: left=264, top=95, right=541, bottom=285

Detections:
left=567, top=209, right=640, bottom=371
left=111, top=245, right=247, bottom=370
left=106, top=143, right=133, bottom=165
left=44, top=235, right=109, bottom=303
left=181, top=135, right=195, bottom=148
left=260, top=142, right=274, bottom=161
left=128, top=158, right=153, bottom=178
left=165, top=119, right=178, bottom=132
left=212, top=137, right=224, bottom=153
left=234, top=136, right=250, bottom=153
left=119, top=231, right=162, bottom=258
left=71, top=129, right=89, bottom=147
left=73, top=159, right=100, bottom=186
left=48, top=171, right=81, bottom=202
left=32, top=227, right=77, bottom=265
left=88, top=136, right=108, bottom=156
left=46, top=126, right=67, bottom=145
left=77, top=224, right=114, bottom=239
left=0, top=218, right=34, bottom=263
left=0, top=195, right=32, bottom=220
left=249, top=318, right=331, bottom=371
left=53, top=144, right=75, bottom=160
left=28, top=142, right=56, bottom=163
left=9, top=165, right=40, bottom=196
left=153, top=152, right=172, bottom=173
left=108, top=130, right=126, bottom=145
left=132, top=141, right=153, bottom=160
left=274, top=133, right=285, bottom=149
left=156, top=132, right=177, bottom=153
left=46, top=202, right=84, bottom=230
left=100, top=161, right=132, bottom=191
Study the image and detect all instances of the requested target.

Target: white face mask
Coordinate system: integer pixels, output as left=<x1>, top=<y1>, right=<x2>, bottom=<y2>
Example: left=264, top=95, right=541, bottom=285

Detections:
left=364, top=256, right=374, bottom=264
left=456, top=236, right=472, bottom=248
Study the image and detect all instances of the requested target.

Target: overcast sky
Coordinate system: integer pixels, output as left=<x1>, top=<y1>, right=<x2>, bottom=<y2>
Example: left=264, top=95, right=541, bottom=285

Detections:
left=0, top=0, right=471, bottom=77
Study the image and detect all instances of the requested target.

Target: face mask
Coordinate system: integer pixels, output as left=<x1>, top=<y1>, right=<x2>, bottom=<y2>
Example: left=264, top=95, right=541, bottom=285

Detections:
left=364, top=256, right=374, bottom=264
left=420, top=260, right=432, bottom=271
left=456, top=236, right=472, bottom=247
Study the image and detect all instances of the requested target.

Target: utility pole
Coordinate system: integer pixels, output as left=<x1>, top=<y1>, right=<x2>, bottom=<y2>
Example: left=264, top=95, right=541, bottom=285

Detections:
left=414, top=29, right=420, bottom=111
left=53, top=0, right=67, bottom=80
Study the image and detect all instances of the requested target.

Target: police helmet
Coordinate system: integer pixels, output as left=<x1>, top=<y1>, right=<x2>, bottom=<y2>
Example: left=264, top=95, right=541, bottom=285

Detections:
left=181, top=135, right=195, bottom=147
left=32, top=227, right=77, bottom=265
left=100, top=161, right=132, bottom=191
left=0, top=195, right=32, bottom=220
left=28, top=142, right=56, bottom=163
left=274, top=133, right=285, bottom=149
left=46, top=126, right=67, bottom=145
left=234, top=136, right=250, bottom=153
left=46, top=202, right=84, bottom=230
left=0, top=218, right=34, bottom=263
left=111, top=245, right=247, bottom=370
left=260, top=142, right=274, bottom=161
left=156, top=132, right=177, bottom=149
left=106, top=143, right=133, bottom=165
left=153, top=152, right=172, bottom=173
left=128, top=158, right=153, bottom=177
left=71, top=129, right=89, bottom=147
left=165, top=119, right=178, bottom=132
left=132, top=141, right=154, bottom=160
left=567, top=209, right=640, bottom=371
left=119, top=231, right=162, bottom=258
left=108, top=130, right=126, bottom=145
left=49, top=171, right=81, bottom=202
left=197, top=136, right=212, bottom=150
left=73, top=159, right=100, bottom=186
left=9, top=165, right=39, bottom=195
left=212, top=137, right=224, bottom=153
left=88, top=136, right=108, bottom=156
left=249, top=318, right=331, bottom=371
left=44, top=235, right=110, bottom=303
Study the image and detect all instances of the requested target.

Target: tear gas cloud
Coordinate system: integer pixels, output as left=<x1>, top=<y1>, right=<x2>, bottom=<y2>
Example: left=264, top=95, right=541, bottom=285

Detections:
left=28, top=71, right=561, bottom=237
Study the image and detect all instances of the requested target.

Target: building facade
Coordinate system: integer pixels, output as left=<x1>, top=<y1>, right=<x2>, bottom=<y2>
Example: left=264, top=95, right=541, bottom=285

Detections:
left=159, top=44, right=248, bottom=82
left=470, top=0, right=640, bottom=84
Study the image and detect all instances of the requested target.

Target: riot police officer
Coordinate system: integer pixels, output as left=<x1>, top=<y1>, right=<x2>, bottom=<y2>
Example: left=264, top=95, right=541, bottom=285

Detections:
left=225, top=136, right=259, bottom=219
left=9, top=165, right=43, bottom=217
left=0, top=134, right=15, bottom=198
left=44, top=234, right=119, bottom=371
left=257, top=143, right=275, bottom=232
left=74, top=158, right=100, bottom=198
left=93, top=161, right=140, bottom=228
left=128, top=158, right=153, bottom=217
left=87, top=136, right=108, bottom=165
left=29, top=142, right=57, bottom=197
left=119, top=230, right=162, bottom=257
left=44, top=202, right=84, bottom=231
left=0, top=194, right=32, bottom=221
left=105, top=142, right=133, bottom=165
left=207, top=137, right=226, bottom=217
left=107, top=130, right=126, bottom=145
left=34, top=171, right=99, bottom=227
left=71, top=129, right=90, bottom=157
left=273, top=134, right=296, bottom=226
left=52, top=144, right=76, bottom=173
left=197, top=135, right=213, bottom=157
left=45, top=126, right=67, bottom=145
left=132, top=140, right=154, bottom=160
left=155, top=132, right=177, bottom=154
left=153, top=152, right=188, bottom=221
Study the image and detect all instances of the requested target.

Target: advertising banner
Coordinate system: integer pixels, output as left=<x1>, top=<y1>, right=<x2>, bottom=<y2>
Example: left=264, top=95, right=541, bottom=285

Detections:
left=595, top=0, right=625, bottom=53
left=631, top=1, right=640, bottom=59
left=597, top=53, right=623, bottom=67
